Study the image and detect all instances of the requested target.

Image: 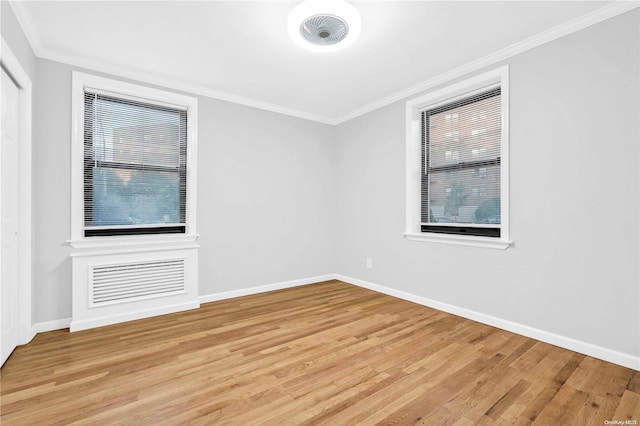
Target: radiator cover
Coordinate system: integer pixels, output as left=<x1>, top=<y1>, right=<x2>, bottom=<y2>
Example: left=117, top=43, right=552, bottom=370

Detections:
left=71, top=244, right=199, bottom=332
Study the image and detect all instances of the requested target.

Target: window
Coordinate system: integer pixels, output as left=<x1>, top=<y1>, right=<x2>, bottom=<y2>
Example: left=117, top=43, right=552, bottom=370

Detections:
left=84, top=93, right=187, bottom=237
left=71, top=73, right=198, bottom=243
left=422, top=88, right=501, bottom=237
left=405, top=66, right=509, bottom=249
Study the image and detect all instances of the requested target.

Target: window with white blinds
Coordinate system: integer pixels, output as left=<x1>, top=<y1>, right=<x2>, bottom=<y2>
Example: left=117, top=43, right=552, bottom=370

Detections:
left=421, top=87, right=502, bottom=238
left=83, top=92, right=187, bottom=237
left=405, top=66, right=509, bottom=248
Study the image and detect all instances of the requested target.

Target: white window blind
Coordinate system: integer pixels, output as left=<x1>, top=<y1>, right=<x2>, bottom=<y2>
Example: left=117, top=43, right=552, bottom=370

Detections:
left=83, top=92, right=187, bottom=237
left=421, top=87, right=501, bottom=237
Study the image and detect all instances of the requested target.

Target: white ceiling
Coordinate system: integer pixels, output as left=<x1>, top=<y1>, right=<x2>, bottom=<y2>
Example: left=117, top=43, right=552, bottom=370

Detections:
left=10, top=1, right=626, bottom=123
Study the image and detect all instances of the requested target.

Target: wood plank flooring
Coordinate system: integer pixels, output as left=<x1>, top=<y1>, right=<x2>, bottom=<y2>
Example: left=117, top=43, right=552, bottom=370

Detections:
left=1, top=280, right=638, bottom=425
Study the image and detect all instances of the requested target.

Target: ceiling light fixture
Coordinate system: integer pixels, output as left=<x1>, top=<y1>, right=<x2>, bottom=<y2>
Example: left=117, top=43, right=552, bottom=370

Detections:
left=288, top=0, right=361, bottom=52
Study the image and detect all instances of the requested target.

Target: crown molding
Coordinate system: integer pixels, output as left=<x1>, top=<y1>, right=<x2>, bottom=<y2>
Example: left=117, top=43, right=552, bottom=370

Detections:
left=8, top=0, right=640, bottom=127
left=48, top=45, right=336, bottom=124
left=332, top=0, right=640, bottom=125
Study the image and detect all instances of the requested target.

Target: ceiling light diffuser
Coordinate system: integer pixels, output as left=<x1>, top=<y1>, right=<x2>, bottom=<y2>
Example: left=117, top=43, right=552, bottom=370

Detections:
left=288, top=0, right=361, bottom=52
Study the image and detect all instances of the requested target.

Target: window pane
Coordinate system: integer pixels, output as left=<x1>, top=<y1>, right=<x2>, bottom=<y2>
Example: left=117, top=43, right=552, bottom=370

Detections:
left=428, top=93, right=501, bottom=168
left=421, top=87, right=502, bottom=231
left=91, top=168, right=180, bottom=226
left=84, top=92, right=187, bottom=234
left=93, top=98, right=181, bottom=168
left=427, top=163, right=500, bottom=225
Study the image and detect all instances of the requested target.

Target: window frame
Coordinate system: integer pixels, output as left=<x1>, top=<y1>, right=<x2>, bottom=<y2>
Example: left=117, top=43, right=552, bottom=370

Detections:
left=70, top=72, right=199, bottom=247
left=405, top=66, right=510, bottom=249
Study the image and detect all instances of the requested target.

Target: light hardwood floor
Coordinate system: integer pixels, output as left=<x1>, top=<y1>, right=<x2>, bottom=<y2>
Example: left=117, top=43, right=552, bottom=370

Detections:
left=1, top=280, right=638, bottom=425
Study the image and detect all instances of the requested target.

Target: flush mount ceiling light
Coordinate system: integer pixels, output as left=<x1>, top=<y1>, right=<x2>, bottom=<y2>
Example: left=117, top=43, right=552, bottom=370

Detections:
left=288, top=0, right=361, bottom=52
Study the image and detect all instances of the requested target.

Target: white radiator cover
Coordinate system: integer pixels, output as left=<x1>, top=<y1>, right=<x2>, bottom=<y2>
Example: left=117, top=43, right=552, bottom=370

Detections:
left=71, top=244, right=199, bottom=332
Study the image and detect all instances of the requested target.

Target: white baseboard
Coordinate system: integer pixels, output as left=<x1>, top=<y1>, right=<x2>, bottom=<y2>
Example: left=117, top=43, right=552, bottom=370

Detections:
left=69, top=301, right=200, bottom=332
left=32, top=318, right=72, bottom=334
left=199, top=274, right=337, bottom=304
left=25, top=272, right=639, bottom=370
left=336, top=274, right=640, bottom=371
left=28, top=274, right=337, bottom=336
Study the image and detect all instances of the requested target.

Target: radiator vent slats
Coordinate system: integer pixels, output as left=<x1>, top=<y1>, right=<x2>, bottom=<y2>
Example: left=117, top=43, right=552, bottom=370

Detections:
left=90, top=259, right=186, bottom=306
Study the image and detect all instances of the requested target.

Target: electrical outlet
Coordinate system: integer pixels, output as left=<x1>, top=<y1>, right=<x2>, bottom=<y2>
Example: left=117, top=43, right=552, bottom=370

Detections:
left=366, top=258, right=373, bottom=269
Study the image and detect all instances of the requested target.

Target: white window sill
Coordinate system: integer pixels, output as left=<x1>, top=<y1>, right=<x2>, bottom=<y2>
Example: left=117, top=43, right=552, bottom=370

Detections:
left=404, top=232, right=511, bottom=250
left=68, top=233, right=200, bottom=256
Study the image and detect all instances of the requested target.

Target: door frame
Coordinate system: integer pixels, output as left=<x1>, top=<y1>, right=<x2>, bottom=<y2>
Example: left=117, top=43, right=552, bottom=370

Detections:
left=1, top=37, right=33, bottom=345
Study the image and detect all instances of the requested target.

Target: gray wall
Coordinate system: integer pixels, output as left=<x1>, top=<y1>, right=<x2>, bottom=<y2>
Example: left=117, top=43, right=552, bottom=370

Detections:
left=197, top=100, right=336, bottom=292
left=334, top=9, right=640, bottom=357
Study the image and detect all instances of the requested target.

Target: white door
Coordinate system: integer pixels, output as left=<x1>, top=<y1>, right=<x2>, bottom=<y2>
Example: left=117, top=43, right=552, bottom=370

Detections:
left=1, top=67, right=20, bottom=367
